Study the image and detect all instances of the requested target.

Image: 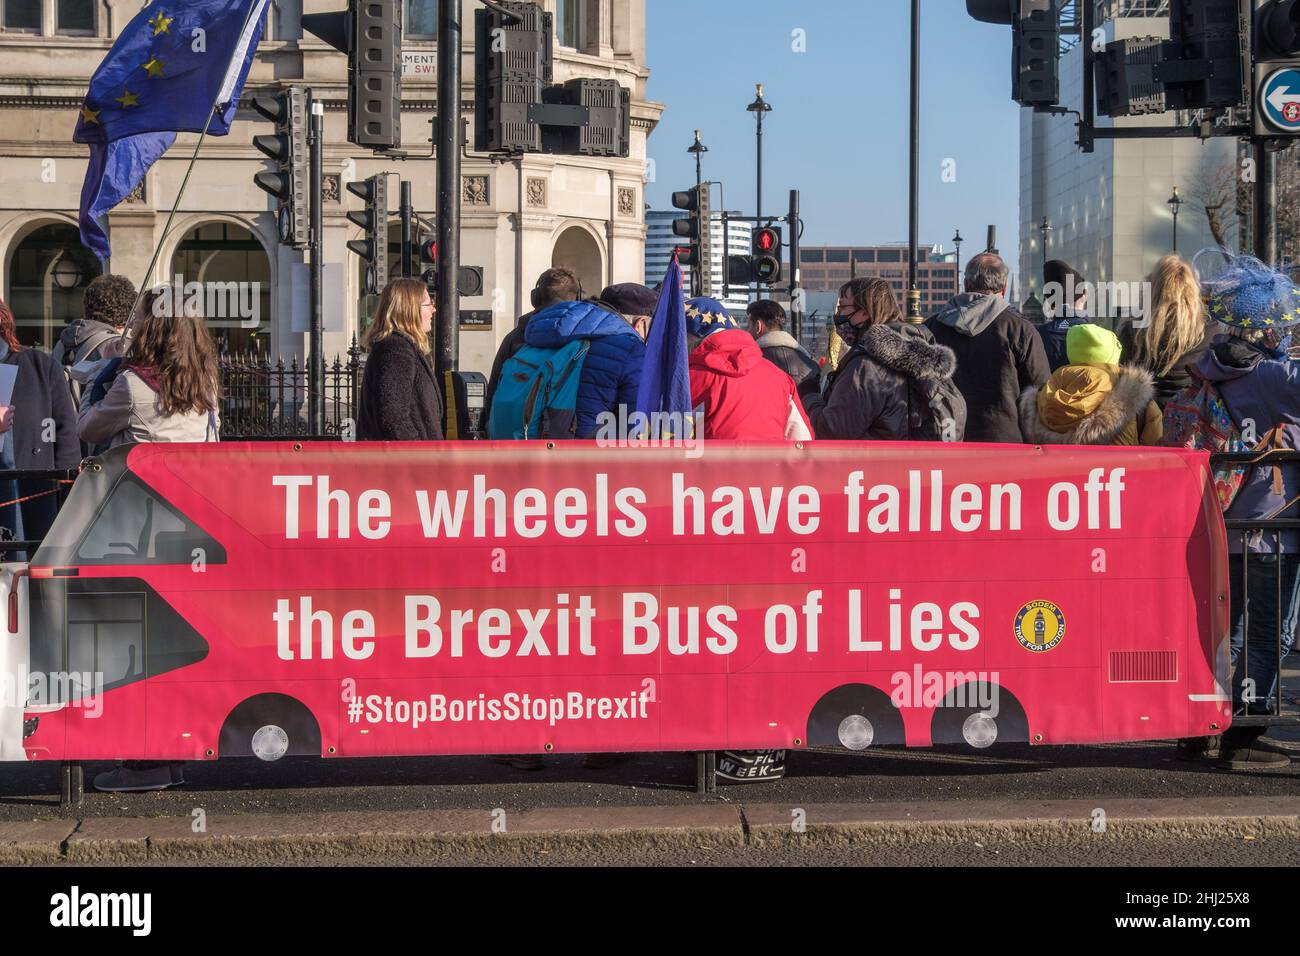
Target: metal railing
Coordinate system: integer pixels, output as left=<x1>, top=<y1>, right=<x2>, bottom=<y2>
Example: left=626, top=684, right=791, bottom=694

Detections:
left=217, top=339, right=365, bottom=440
left=1212, top=448, right=1300, bottom=729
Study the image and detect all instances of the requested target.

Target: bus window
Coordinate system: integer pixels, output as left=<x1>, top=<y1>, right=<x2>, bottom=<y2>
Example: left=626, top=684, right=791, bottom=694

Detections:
left=67, top=591, right=145, bottom=693
left=74, top=475, right=225, bottom=566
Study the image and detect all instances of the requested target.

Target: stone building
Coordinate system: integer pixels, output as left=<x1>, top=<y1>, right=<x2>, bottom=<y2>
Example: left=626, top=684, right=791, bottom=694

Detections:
left=0, top=0, right=661, bottom=379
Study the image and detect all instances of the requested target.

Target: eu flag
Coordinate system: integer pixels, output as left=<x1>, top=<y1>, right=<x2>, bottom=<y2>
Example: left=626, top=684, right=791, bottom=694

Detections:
left=76, top=0, right=271, bottom=260
left=635, top=254, right=694, bottom=439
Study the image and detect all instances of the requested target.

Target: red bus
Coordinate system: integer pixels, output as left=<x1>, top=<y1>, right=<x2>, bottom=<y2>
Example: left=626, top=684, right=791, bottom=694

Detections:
left=2, top=440, right=1230, bottom=766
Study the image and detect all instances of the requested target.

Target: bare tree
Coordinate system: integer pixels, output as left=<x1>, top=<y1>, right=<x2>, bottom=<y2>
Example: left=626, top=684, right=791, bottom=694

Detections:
left=1187, top=160, right=1240, bottom=251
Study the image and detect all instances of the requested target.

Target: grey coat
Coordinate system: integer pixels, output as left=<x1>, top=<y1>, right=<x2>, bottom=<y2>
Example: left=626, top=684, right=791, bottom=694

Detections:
left=803, top=322, right=957, bottom=441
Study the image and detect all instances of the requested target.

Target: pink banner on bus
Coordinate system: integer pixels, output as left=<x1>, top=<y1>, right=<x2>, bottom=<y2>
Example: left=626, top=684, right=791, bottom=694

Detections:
left=14, top=440, right=1230, bottom=762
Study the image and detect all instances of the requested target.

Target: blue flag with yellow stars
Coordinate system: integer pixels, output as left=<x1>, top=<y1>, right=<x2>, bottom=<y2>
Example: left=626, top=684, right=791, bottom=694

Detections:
left=76, top=0, right=271, bottom=260
left=634, top=254, right=695, bottom=439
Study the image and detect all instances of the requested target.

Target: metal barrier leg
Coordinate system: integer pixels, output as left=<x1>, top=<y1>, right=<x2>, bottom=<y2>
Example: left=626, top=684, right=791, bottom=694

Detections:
left=695, top=751, right=716, bottom=795
left=60, top=762, right=83, bottom=808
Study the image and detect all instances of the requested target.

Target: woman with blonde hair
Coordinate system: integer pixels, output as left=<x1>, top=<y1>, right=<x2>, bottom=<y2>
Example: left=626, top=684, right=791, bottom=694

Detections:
left=358, top=277, right=443, bottom=441
left=1119, top=254, right=1212, bottom=407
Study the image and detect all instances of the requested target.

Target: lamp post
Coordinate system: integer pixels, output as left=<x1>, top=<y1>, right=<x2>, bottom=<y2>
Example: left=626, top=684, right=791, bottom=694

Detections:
left=1038, top=215, right=1053, bottom=273
left=687, top=129, right=708, bottom=295
left=746, top=84, right=771, bottom=224
left=953, top=228, right=964, bottom=281
left=1167, top=185, right=1184, bottom=253
left=906, top=0, right=922, bottom=321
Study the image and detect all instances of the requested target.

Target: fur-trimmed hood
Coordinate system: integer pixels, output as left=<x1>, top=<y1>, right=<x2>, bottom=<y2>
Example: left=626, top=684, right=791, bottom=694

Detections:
left=853, top=322, right=957, bottom=380
left=1019, top=364, right=1155, bottom=445
left=754, top=329, right=801, bottom=351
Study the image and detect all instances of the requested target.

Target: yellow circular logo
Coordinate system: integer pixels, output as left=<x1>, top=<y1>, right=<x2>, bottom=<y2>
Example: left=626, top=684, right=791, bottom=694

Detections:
left=1014, top=600, right=1065, bottom=652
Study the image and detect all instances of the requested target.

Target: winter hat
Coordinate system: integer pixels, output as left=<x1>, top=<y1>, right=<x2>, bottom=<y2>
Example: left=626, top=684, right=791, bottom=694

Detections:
left=1065, top=323, right=1122, bottom=366
left=1043, top=259, right=1086, bottom=293
left=1208, top=256, right=1300, bottom=330
left=684, top=297, right=740, bottom=338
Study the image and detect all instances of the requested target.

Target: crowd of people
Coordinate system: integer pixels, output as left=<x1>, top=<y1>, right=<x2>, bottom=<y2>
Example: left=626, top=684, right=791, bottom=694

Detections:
left=356, top=250, right=1300, bottom=779
left=0, top=244, right=1294, bottom=789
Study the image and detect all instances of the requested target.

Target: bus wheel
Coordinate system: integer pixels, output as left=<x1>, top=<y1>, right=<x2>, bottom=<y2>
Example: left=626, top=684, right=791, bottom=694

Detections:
left=219, top=694, right=321, bottom=761
left=807, top=684, right=904, bottom=750
left=929, top=682, right=1028, bottom=749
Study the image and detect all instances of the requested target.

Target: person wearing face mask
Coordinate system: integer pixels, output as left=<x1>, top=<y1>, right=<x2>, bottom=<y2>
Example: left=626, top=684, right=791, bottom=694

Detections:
left=802, top=277, right=962, bottom=441
left=357, top=278, right=444, bottom=441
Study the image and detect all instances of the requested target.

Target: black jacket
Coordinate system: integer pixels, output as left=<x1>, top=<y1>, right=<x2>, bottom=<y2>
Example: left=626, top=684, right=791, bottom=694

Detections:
left=357, top=333, right=444, bottom=441
left=4, top=346, right=80, bottom=470
left=803, top=322, right=956, bottom=440
left=754, top=330, right=820, bottom=389
left=3, top=346, right=81, bottom=543
left=483, top=310, right=536, bottom=424
left=926, top=294, right=1051, bottom=443
left=1036, top=316, right=1092, bottom=371
left=1117, top=323, right=1213, bottom=409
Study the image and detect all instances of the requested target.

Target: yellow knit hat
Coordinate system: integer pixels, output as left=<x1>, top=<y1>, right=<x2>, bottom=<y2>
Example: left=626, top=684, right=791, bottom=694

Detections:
left=1065, top=323, right=1121, bottom=366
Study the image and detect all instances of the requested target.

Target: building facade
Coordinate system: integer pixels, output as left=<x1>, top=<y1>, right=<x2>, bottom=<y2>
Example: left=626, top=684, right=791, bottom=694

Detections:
left=0, top=0, right=661, bottom=380
left=643, top=209, right=751, bottom=313
left=797, top=244, right=960, bottom=317
left=1019, top=1, right=1236, bottom=317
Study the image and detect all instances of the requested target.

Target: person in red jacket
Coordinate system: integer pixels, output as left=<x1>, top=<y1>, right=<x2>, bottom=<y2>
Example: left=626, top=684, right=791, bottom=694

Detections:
left=685, top=297, right=811, bottom=441
left=683, top=297, right=808, bottom=785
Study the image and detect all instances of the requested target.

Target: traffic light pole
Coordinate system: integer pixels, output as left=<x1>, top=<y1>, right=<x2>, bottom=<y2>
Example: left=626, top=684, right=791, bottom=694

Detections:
left=435, top=0, right=461, bottom=377
left=400, top=180, right=414, bottom=279
left=309, top=96, right=325, bottom=436
left=788, top=189, right=802, bottom=343
left=1254, top=139, right=1278, bottom=264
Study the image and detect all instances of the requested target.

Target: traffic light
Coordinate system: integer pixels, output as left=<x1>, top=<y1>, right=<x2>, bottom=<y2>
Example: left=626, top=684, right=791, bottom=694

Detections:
left=347, top=175, right=389, bottom=295
left=251, top=88, right=308, bottom=247
left=751, top=226, right=783, bottom=286
left=1255, top=0, right=1300, bottom=135
left=671, top=185, right=710, bottom=290
left=303, top=0, right=402, bottom=150
left=417, top=234, right=485, bottom=297
left=1164, top=0, right=1248, bottom=112
left=967, top=1, right=1061, bottom=107
left=474, top=0, right=552, bottom=153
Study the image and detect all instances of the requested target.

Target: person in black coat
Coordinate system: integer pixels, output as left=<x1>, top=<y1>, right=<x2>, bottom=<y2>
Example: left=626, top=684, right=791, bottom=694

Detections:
left=0, top=299, right=79, bottom=545
left=748, top=299, right=820, bottom=389
left=357, top=278, right=444, bottom=441
left=1036, top=259, right=1094, bottom=371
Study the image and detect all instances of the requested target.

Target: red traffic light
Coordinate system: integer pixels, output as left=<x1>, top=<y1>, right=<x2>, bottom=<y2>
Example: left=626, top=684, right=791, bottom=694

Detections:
left=753, top=227, right=779, bottom=254
left=418, top=238, right=438, bottom=265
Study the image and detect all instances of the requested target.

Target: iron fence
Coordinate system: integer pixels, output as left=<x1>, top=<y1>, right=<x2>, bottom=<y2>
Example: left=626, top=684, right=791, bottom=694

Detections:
left=217, top=338, right=365, bottom=440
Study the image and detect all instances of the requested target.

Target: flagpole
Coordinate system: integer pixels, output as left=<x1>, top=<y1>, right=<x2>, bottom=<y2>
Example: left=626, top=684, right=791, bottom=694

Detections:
left=123, top=0, right=265, bottom=337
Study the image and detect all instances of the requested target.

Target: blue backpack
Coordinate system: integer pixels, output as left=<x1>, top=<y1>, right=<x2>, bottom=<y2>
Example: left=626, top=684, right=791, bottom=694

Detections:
left=488, top=339, right=590, bottom=439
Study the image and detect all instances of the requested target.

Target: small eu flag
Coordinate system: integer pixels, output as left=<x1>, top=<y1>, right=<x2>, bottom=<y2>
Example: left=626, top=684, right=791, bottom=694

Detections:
left=634, top=254, right=694, bottom=439
left=75, top=0, right=271, bottom=260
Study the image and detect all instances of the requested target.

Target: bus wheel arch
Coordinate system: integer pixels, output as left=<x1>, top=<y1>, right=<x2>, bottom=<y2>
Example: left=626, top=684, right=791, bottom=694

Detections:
left=929, top=681, right=1029, bottom=748
left=806, top=683, right=904, bottom=750
left=219, top=693, right=321, bottom=761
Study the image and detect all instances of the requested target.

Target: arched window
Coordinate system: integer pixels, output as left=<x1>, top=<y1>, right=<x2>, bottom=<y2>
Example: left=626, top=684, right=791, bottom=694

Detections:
left=169, top=222, right=272, bottom=356
left=5, top=223, right=103, bottom=349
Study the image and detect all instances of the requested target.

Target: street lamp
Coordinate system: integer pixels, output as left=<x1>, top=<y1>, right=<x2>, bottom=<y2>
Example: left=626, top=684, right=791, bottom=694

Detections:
left=953, top=229, right=964, bottom=280
left=687, top=129, right=708, bottom=194
left=746, top=84, right=771, bottom=224
left=687, top=129, right=709, bottom=295
left=51, top=256, right=83, bottom=291
left=1038, top=216, right=1053, bottom=275
left=1167, top=186, right=1184, bottom=253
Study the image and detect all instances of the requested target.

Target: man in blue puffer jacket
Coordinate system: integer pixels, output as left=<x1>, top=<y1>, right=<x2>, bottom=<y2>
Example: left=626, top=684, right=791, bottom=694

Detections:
left=523, top=298, right=645, bottom=438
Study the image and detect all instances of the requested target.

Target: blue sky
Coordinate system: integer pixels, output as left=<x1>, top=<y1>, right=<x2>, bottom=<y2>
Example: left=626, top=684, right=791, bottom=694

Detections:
left=645, top=0, right=1024, bottom=272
